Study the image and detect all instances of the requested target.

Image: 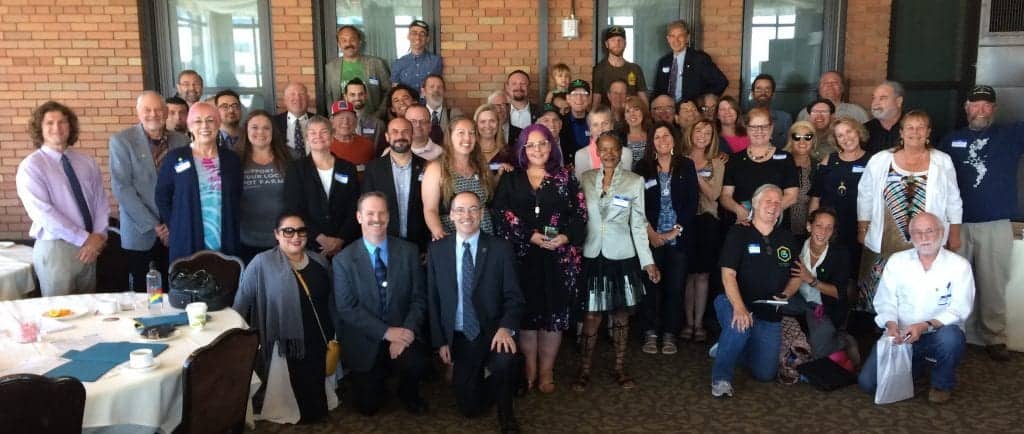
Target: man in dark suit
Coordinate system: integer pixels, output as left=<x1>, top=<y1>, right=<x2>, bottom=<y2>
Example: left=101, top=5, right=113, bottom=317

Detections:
left=362, top=117, right=428, bottom=250
left=488, top=90, right=523, bottom=146
left=427, top=191, right=525, bottom=434
left=334, top=192, right=429, bottom=415
left=272, top=82, right=317, bottom=159
left=652, top=20, right=728, bottom=103
left=505, top=70, right=541, bottom=130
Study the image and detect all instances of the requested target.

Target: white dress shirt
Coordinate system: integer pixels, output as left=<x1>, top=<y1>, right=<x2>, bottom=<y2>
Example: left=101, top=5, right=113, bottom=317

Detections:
left=287, top=112, right=310, bottom=155
left=509, top=104, right=531, bottom=129
left=873, top=248, right=975, bottom=330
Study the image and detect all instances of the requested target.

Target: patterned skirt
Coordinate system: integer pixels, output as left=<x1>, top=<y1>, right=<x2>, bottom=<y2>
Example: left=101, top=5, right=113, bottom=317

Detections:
left=580, top=255, right=646, bottom=313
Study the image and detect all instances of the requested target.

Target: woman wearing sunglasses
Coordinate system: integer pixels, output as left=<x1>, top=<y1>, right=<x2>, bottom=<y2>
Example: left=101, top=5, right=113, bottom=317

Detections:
left=233, top=212, right=336, bottom=424
left=783, top=121, right=820, bottom=243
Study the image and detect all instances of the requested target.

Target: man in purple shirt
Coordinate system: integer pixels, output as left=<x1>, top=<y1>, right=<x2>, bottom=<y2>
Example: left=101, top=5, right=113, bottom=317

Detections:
left=16, top=101, right=109, bottom=296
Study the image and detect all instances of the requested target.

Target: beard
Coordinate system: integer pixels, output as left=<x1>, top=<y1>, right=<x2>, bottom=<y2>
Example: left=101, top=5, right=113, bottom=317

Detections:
left=968, top=115, right=993, bottom=131
left=390, top=139, right=411, bottom=154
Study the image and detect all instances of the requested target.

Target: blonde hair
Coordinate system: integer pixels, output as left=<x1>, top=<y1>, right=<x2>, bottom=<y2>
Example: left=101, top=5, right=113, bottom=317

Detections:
left=783, top=120, right=817, bottom=153
left=473, top=103, right=508, bottom=154
left=438, top=117, right=494, bottom=207
left=685, top=119, right=719, bottom=161
left=549, top=63, right=571, bottom=88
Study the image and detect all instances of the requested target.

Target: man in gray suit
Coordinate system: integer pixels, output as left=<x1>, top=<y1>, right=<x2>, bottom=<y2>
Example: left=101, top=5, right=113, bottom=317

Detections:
left=333, top=191, right=429, bottom=415
left=109, top=91, right=187, bottom=289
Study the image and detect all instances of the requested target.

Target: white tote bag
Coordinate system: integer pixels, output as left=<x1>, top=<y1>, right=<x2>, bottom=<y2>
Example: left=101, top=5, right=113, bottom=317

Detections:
left=874, top=336, right=914, bottom=404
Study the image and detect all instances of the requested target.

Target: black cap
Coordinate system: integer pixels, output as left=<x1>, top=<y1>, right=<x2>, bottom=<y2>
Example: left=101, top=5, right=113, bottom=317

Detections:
left=604, top=25, right=626, bottom=42
left=409, top=20, right=429, bottom=33
left=968, top=85, right=996, bottom=102
left=567, top=79, right=591, bottom=94
left=539, top=103, right=560, bottom=117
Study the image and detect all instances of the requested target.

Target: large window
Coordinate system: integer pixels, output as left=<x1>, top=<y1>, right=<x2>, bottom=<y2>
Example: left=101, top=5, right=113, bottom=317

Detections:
left=144, top=0, right=275, bottom=111
left=740, top=0, right=844, bottom=113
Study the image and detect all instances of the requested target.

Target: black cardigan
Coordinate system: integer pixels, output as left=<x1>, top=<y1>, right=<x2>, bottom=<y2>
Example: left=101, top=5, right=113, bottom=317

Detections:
left=634, top=155, right=699, bottom=252
left=283, top=156, right=361, bottom=251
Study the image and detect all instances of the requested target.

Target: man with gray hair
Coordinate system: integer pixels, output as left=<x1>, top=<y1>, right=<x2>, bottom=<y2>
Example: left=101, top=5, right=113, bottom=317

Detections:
left=796, top=71, right=870, bottom=124
left=109, top=91, right=188, bottom=289
left=864, top=80, right=905, bottom=154
left=857, top=212, right=975, bottom=404
left=487, top=89, right=520, bottom=145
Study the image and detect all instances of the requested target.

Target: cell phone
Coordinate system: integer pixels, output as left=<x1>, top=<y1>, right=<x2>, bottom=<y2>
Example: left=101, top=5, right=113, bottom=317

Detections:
left=543, top=226, right=559, bottom=239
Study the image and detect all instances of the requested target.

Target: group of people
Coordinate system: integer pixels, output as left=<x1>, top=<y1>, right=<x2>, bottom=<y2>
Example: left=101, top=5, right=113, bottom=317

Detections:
left=14, top=17, right=1022, bottom=433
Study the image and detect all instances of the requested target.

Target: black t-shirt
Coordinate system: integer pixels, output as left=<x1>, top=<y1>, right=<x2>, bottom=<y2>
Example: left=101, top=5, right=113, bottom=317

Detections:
left=718, top=224, right=797, bottom=322
left=722, top=150, right=799, bottom=206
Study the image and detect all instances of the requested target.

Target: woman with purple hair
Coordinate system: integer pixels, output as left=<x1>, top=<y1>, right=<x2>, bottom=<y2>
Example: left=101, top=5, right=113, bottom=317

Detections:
left=493, top=123, right=586, bottom=394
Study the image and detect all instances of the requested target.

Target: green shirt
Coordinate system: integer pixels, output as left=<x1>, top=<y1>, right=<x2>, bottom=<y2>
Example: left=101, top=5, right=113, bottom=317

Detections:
left=340, top=59, right=364, bottom=92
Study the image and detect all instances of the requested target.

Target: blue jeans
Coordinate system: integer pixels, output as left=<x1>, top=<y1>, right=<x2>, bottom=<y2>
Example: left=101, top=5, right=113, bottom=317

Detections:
left=711, top=294, right=782, bottom=383
left=857, top=325, right=966, bottom=392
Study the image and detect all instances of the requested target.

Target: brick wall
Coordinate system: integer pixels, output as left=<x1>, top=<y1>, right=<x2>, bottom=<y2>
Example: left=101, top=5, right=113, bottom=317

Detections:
left=270, top=0, right=316, bottom=112
left=548, top=0, right=595, bottom=85
left=701, top=0, right=745, bottom=98
left=845, top=0, right=892, bottom=108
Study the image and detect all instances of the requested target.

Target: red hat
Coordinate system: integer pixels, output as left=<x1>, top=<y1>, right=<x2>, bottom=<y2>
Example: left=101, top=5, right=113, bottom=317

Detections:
left=330, top=100, right=356, bottom=116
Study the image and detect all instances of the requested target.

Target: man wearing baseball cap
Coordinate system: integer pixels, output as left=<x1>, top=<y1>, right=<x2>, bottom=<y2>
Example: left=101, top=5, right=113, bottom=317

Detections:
left=937, top=85, right=1024, bottom=362
left=592, top=25, right=649, bottom=108
left=562, top=79, right=593, bottom=160
left=329, top=100, right=376, bottom=172
left=391, top=20, right=443, bottom=90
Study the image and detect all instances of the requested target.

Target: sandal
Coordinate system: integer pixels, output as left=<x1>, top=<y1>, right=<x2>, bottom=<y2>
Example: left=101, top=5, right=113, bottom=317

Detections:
left=680, top=326, right=693, bottom=341
left=641, top=334, right=659, bottom=354
left=539, top=370, right=556, bottom=394
left=612, top=321, right=635, bottom=389
left=614, top=369, right=636, bottom=389
left=572, top=370, right=590, bottom=392
left=573, top=331, right=597, bottom=392
left=661, top=334, right=677, bottom=355
left=693, top=328, right=707, bottom=343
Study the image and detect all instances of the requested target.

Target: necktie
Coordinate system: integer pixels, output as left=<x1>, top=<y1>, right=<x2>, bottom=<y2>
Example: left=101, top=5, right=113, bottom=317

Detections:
left=461, top=242, right=480, bottom=340
left=61, top=154, right=93, bottom=233
left=429, top=110, right=443, bottom=145
left=431, top=109, right=440, bottom=128
left=151, top=135, right=168, bottom=169
left=293, top=118, right=306, bottom=156
left=669, top=56, right=681, bottom=101
left=374, top=247, right=388, bottom=316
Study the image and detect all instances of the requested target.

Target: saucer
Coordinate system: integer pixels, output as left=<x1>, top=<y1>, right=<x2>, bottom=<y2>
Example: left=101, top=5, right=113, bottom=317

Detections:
left=125, top=361, right=160, bottom=372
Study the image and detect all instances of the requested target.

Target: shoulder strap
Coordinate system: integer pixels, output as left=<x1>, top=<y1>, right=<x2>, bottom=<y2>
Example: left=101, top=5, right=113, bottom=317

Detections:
left=292, top=268, right=329, bottom=345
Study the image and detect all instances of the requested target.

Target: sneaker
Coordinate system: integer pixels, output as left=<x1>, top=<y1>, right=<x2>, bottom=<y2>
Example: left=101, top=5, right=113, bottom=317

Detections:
left=711, top=380, right=734, bottom=398
left=642, top=334, right=659, bottom=354
left=928, top=388, right=951, bottom=404
left=987, top=344, right=1011, bottom=362
left=708, top=342, right=719, bottom=358
left=661, top=334, right=677, bottom=355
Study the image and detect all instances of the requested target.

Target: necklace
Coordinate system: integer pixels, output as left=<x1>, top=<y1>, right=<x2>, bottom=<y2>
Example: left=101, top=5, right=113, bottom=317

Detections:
left=747, top=146, right=773, bottom=162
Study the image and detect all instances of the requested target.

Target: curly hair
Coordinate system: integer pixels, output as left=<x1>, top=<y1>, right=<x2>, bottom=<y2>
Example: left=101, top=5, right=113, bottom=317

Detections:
left=28, top=101, right=79, bottom=148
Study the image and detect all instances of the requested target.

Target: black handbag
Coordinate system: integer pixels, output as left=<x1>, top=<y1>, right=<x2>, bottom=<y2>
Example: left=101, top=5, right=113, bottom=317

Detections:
left=168, top=269, right=230, bottom=311
left=796, top=357, right=857, bottom=391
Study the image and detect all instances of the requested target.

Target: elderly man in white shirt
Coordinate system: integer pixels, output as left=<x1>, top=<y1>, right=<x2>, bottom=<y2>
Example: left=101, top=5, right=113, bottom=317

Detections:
left=857, top=212, right=975, bottom=404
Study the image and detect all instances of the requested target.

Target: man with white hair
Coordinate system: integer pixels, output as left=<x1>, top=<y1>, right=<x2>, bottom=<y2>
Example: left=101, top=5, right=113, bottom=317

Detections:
left=487, top=89, right=520, bottom=145
left=857, top=212, right=975, bottom=404
left=864, top=81, right=905, bottom=155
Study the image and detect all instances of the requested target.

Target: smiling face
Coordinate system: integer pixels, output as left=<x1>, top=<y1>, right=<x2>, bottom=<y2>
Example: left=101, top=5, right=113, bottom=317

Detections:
left=652, top=126, right=674, bottom=157
left=449, top=118, right=477, bottom=156
left=588, top=111, right=614, bottom=138
left=41, top=111, right=71, bottom=148
left=788, top=126, right=814, bottom=157
left=624, top=104, right=644, bottom=128
left=306, top=120, right=332, bottom=152
left=357, top=195, right=390, bottom=241
left=650, top=95, right=675, bottom=123
left=337, top=27, right=361, bottom=58
left=899, top=116, right=931, bottom=148
left=818, top=72, right=843, bottom=102
left=966, top=100, right=996, bottom=130
left=246, top=114, right=273, bottom=149
left=344, top=83, right=367, bottom=111
left=386, top=117, right=413, bottom=154
left=187, top=104, right=220, bottom=146
left=808, top=103, right=833, bottom=131
left=216, top=94, right=242, bottom=127
left=421, top=76, right=445, bottom=106
left=676, top=100, right=701, bottom=128
left=475, top=109, right=499, bottom=141
left=716, top=100, right=738, bottom=126
left=407, top=25, right=428, bottom=53
left=910, top=213, right=944, bottom=257
left=806, top=212, right=835, bottom=249
left=752, top=78, right=774, bottom=107
left=284, top=83, right=309, bottom=116
left=275, top=216, right=308, bottom=256
left=833, top=122, right=861, bottom=153
left=607, top=82, right=627, bottom=109
left=404, top=105, right=429, bottom=143
left=450, top=191, right=483, bottom=237
left=136, top=93, right=168, bottom=133
left=332, top=111, right=357, bottom=139
left=524, top=130, right=552, bottom=169
left=870, top=84, right=902, bottom=122
left=753, top=188, right=783, bottom=225
left=666, top=26, right=689, bottom=53
left=536, top=112, right=562, bottom=137
left=505, top=72, right=529, bottom=103
left=390, top=89, right=414, bottom=118
left=597, top=135, right=622, bottom=170
left=746, top=112, right=773, bottom=147
left=176, top=72, right=203, bottom=105
left=690, top=122, right=712, bottom=150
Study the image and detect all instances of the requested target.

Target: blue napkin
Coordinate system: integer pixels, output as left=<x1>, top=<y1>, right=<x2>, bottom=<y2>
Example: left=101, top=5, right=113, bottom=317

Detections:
left=44, top=360, right=121, bottom=382
left=61, top=342, right=169, bottom=363
left=134, top=312, right=189, bottom=329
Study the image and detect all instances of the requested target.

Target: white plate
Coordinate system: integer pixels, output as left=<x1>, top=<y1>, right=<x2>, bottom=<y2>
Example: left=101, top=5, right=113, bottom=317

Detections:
left=137, top=328, right=178, bottom=342
left=124, top=361, right=160, bottom=373
left=40, top=308, right=88, bottom=321
left=0, top=241, right=14, bottom=248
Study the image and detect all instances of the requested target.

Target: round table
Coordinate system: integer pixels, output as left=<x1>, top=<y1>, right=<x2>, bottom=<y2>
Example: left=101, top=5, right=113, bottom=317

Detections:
left=0, top=244, right=36, bottom=300
left=0, top=293, right=255, bottom=433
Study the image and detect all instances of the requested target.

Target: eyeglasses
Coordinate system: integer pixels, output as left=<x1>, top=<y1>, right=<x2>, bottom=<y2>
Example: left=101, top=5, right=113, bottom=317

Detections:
left=569, top=91, right=589, bottom=97
left=651, top=106, right=674, bottom=113
left=452, top=206, right=481, bottom=215
left=791, top=133, right=814, bottom=141
left=748, top=124, right=772, bottom=132
left=218, top=103, right=242, bottom=110
left=910, top=228, right=939, bottom=238
left=524, top=140, right=551, bottom=149
left=277, top=226, right=309, bottom=238
left=699, top=105, right=716, bottom=113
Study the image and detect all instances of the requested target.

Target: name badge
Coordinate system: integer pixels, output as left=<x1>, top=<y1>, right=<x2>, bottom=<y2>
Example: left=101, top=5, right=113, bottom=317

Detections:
left=362, top=128, right=375, bottom=135
left=698, top=168, right=712, bottom=178
left=951, top=140, right=967, bottom=148
left=584, top=130, right=591, bottom=137
left=335, top=173, right=350, bottom=184
left=356, top=164, right=366, bottom=172
left=612, top=195, right=630, bottom=208
left=174, top=160, right=192, bottom=173
left=644, top=179, right=657, bottom=189
left=368, top=77, right=380, bottom=86
left=418, top=172, right=424, bottom=182
left=772, top=154, right=787, bottom=160
left=747, top=243, right=761, bottom=254
left=852, top=165, right=865, bottom=173
left=489, top=162, right=502, bottom=171
left=661, top=66, right=671, bottom=73
left=886, top=174, right=902, bottom=183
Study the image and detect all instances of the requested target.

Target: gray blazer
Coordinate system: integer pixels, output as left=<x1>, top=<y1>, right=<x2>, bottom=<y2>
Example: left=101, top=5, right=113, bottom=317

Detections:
left=108, top=125, right=187, bottom=250
left=332, top=236, right=426, bottom=372
left=325, top=55, right=391, bottom=119
left=580, top=166, right=654, bottom=267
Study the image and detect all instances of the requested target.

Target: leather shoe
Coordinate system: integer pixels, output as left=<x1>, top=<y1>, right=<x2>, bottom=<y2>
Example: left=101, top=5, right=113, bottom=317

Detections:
left=928, top=388, right=951, bottom=404
left=987, top=344, right=1011, bottom=362
left=403, top=396, right=429, bottom=414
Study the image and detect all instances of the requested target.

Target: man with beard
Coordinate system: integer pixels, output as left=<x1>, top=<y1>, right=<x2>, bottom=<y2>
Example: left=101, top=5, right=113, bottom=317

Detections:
left=421, top=74, right=463, bottom=145
left=165, top=96, right=189, bottom=134
left=391, top=20, right=442, bottom=90
left=505, top=70, right=540, bottom=130
left=857, top=212, right=975, bottom=404
left=805, top=98, right=837, bottom=161
left=592, top=26, right=648, bottom=107
left=326, top=25, right=391, bottom=118
left=750, top=74, right=791, bottom=146
left=649, top=94, right=676, bottom=125
left=273, top=82, right=317, bottom=158
left=864, top=81, right=905, bottom=155
left=363, top=117, right=428, bottom=250
left=174, top=70, right=203, bottom=106
left=346, top=78, right=387, bottom=151
left=653, top=20, right=727, bottom=103
left=937, top=85, right=1024, bottom=362
left=401, top=104, right=444, bottom=161
left=329, top=100, right=376, bottom=172
left=215, top=89, right=244, bottom=151
left=796, top=71, right=869, bottom=123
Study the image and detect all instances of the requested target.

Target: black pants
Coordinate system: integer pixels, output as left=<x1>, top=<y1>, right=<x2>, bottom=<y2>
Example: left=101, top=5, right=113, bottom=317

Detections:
left=125, top=242, right=168, bottom=292
left=638, top=245, right=687, bottom=336
left=349, top=340, right=429, bottom=415
left=451, top=331, right=518, bottom=419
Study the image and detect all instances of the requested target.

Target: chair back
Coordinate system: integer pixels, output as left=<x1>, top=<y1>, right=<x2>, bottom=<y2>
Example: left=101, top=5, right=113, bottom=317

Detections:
left=169, top=250, right=245, bottom=309
left=0, top=374, right=86, bottom=434
left=175, top=327, right=259, bottom=434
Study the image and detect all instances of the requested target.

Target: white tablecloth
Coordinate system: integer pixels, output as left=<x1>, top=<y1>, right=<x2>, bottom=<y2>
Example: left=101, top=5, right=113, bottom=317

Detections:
left=0, top=293, right=254, bottom=433
left=0, top=244, right=35, bottom=300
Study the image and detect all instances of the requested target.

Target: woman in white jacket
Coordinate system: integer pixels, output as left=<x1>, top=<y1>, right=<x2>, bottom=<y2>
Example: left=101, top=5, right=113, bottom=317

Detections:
left=855, top=110, right=962, bottom=311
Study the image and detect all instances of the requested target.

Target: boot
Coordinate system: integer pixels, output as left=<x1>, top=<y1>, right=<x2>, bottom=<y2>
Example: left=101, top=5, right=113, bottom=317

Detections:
left=611, top=320, right=635, bottom=389
left=572, top=330, right=597, bottom=392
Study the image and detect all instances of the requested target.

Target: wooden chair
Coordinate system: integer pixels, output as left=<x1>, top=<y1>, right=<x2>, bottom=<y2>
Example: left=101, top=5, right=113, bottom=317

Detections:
left=175, top=327, right=259, bottom=434
left=0, top=374, right=86, bottom=434
left=168, top=250, right=245, bottom=309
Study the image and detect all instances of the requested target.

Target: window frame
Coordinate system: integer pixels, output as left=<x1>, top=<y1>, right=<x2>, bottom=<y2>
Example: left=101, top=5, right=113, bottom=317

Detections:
left=593, top=0, right=702, bottom=87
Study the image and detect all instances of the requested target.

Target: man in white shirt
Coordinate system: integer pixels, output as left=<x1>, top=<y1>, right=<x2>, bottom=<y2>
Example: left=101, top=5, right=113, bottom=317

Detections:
left=857, top=212, right=975, bottom=404
left=420, top=74, right=463, bottom=145
left=272, top=82, right=316, bottom=159
left=504, top=70, right=539, bottom=129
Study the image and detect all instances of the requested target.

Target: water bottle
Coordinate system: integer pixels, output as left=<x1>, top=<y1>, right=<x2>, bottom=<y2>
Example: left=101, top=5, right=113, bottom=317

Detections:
left=146, top=262, right=163, bottom=314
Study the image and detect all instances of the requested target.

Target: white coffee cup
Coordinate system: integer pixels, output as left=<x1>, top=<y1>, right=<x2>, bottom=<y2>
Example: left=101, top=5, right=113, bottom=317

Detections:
left=97, top=300, right=118, bottom=315
left=185, top=302, right=208, bottom=330
left=129, top=348, right=154, bottom=369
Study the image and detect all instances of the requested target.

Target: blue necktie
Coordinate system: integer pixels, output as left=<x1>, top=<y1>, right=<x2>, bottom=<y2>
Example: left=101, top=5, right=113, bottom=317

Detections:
left=374, top=247, right=388, bottom=316
left=461, top=242, right=480, bottom=340
left=61, top=154, right=93, bottom=233
left=294, top=119, right=306, bottom=156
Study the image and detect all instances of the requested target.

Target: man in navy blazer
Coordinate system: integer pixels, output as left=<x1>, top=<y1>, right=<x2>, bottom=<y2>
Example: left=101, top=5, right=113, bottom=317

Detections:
left=362, top=117, right=428, bottom=251
left=652, top=20, right=728, bottom=102
left=427, top=191, right=524, bottom=434
left=271, top=82, right=317, bottom=159
left=109, top=91, right=187, bottom=289
left=334, top=192, right=429, bottom=415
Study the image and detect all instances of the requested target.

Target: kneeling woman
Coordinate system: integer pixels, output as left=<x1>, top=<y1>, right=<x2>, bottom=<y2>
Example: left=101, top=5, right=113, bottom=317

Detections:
left=233, top=212, right=335, bottom=423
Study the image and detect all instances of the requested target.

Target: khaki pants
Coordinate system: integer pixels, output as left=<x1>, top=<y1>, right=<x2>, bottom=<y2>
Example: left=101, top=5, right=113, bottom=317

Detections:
left=959, top=220, right=1012, bottom=345
left=33, top=239, right=96, bottom=297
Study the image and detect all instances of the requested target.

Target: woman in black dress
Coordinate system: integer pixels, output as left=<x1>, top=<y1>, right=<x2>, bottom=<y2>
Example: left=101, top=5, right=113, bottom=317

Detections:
left=493, top=123, right=586, bottom=394
left=233, top=212, right=334, bottom=423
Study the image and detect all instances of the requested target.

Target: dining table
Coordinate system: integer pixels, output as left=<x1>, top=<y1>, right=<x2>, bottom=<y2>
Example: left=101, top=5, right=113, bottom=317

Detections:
left=0, top=243, right=35, bottom=301
left=0, top=292, right=257, bottom=433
